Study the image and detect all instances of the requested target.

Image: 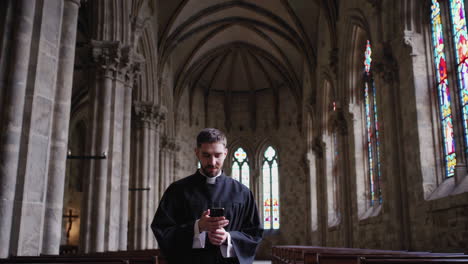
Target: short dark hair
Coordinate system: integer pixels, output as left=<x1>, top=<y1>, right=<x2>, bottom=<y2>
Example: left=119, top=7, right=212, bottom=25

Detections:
left=196, top=128, right=227, bottom=147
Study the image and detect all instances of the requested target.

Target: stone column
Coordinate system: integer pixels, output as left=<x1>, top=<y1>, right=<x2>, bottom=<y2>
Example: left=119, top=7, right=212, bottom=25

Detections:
left=129, top=102, right=166, bottom=250
left=160, top=136, right=170, bottom=196
left=42, top=0, right=80, bottom=255
left=81, top=41, right=139, bottom=252
left=169, top=139, right=179, bottom=184
left=311, top=137, right=326, bottom=245
left=0, top=0, right=36, bottom=258
left=150, top=118, right=165, bottom=249
left=89, top=41, right=115, bottom=252
left=119, top=79, right=133, bottom=251
left=307, top=151, right=319, bottom=243
left=4, top=0, right=80, bottom=256
left=334, top=108, right=353, bottom=247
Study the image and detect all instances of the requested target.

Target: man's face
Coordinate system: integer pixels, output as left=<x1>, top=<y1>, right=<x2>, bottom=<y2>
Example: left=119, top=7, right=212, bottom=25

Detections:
left=195, top=142, right=228, bottom=177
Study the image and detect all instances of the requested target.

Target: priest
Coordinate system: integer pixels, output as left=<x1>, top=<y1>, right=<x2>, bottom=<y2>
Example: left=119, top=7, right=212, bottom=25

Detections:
left=151, top=128, right=263, bottom=264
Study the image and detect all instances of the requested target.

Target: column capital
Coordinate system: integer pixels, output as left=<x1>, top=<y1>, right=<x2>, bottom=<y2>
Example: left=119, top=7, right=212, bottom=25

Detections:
left=401, top=30, right=423, bottom=57
left=133, top=102, right=167, bottom=129
left=89, top=40, right=144, bottom=83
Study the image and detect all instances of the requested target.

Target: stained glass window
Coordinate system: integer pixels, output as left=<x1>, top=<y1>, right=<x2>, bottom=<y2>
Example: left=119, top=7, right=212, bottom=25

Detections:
left=232, top=147, right=250, bottom=188
left=262, top=146, right=279, bottom=230
left=450, top=0, right=468, bottom=154
left=431, top=0, right=457, bottom=177
left=364, top=40, right=382, bottom=205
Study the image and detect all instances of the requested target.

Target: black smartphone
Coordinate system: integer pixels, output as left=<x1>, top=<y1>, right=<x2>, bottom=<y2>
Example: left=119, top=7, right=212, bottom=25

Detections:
left=209, top=208, right=224, bottom=217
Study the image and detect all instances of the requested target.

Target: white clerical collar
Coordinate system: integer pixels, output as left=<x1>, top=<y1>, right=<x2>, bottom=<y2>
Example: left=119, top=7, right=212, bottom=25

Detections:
left=198, top=169, right=222, bottom=184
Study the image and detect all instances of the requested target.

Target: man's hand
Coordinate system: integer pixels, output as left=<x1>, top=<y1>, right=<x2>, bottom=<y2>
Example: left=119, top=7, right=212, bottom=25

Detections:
left=208, top=228, right=228, bottom=246
left=198, top=209, right=229, bottom=233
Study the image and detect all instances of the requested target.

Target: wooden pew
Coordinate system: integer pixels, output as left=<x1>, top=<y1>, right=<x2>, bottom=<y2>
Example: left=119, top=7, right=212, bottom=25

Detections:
left=315, top=253, right=468, bottom=264
left=360, top=257, right=468, bottom=264
left=272, top=246, right=422, bottom=264
left=0, top=254, right=161, bottom=264
left=0, top=256, right=130, bottom=264
left=82, top=249, right=166, bottom=264
left=272, top=246, right=467, bottom=264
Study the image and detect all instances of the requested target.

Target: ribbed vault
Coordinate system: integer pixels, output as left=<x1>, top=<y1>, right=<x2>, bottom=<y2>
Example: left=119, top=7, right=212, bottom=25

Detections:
left=158, top=0, right=322, bottom=129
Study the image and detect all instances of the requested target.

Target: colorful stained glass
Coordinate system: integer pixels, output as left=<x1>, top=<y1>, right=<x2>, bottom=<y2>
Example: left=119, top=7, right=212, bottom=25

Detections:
left=232, top=147, right=250, bottom=187
left=431, top=0, right=456, bottom=177
left=450, top=0, right=468, bottom=155
left=262, top=146, right=280, bottom=229
left=364, top=40, right=382, bottom=205
left=262, top=162, right=271, bottom=229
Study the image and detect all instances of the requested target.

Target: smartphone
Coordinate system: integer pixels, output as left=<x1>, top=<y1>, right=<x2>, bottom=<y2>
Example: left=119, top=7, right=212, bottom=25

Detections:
left=209, top=208, right=224, bottom=217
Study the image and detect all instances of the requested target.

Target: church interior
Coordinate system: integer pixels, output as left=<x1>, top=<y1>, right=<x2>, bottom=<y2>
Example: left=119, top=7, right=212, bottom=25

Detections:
left=1, top=0, right=468, bottom=262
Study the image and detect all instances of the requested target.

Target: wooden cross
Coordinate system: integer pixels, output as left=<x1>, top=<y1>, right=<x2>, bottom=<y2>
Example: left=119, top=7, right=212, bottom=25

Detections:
left=63, top=209, right=79, bottom=245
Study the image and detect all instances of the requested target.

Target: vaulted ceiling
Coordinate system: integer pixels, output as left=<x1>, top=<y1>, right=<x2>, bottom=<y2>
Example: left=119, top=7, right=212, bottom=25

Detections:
left=157, top=0, right=328, bottom=106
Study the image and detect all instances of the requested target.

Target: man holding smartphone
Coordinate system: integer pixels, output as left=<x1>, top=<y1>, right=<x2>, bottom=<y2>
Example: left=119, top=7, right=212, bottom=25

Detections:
left=151, top=128, right=263, bottom=264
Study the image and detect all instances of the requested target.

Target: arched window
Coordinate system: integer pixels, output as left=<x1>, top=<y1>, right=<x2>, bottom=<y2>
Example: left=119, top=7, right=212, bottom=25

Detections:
left=232, top=147, right=250, bottom=188
left=430, top=0, right=468, bottom=178
left=262, top=146, right=280, bottom=230
left=364, top=40, right=382, bottom=206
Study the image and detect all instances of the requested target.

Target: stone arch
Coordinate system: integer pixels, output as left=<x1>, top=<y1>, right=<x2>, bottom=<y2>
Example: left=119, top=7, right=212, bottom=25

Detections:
left=226, top=138, right=255, bottom=188
left=339, top=10, right=379, bottom=219
left=67, top=103, right=90, bottom=252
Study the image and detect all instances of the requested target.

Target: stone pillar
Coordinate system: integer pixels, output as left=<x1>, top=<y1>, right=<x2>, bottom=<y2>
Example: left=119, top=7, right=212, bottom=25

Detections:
left=311, top=137, right=326, bottom=245
left=164, top=138, right=176, bottom=189
left=129, top=102, right=166, bottom=250
left=160, top=136, right=170, bottom=195
left=149, top=118, right=165, bottom=249
left=307, top=151, right=319, bottom=243
left=119, top=79, right=133, bottom=251
left=0, top=0, right=35, bottom=256
left=42, top=0, right=80, bottom=255
left=169, top=139, right=179, bottom=183
left=81, top=41, right=140, bottom=252
left=2, top=0, right=81, bottom=256
left=0, top=0, right=36, bottom=258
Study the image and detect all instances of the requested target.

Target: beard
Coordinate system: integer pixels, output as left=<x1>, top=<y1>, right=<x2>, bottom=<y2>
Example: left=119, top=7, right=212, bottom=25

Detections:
left=201, top=165, right=221, bottom=177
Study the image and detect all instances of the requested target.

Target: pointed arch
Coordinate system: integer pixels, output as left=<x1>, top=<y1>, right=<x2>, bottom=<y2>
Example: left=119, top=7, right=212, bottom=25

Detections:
left=341, top=10, right=382, bottom=218
left=257, top=142, right=280, bottom=230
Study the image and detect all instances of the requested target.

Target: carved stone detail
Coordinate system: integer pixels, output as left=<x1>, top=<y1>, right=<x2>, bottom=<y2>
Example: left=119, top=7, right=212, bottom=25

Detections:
left=403, top=30, right=422, bottom=56
left=90, top=40, right=144, bottom=84
left=133, top=102, right=167, bottom=129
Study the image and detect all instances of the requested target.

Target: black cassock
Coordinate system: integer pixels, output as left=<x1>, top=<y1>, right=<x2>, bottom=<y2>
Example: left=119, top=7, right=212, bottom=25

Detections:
left=151, top=171, right=263, bottom=264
